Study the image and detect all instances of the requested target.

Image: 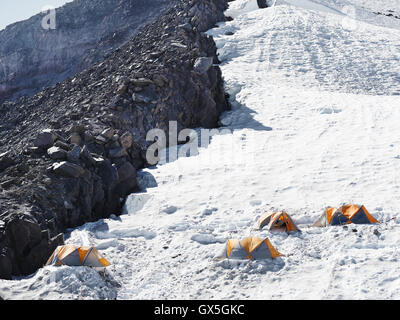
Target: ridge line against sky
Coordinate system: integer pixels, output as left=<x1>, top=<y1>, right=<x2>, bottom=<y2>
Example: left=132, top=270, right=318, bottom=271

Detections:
left=0, top=0, right=73, bottom=31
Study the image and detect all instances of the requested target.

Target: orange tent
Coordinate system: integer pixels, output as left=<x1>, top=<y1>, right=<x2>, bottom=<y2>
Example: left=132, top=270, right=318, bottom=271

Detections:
left=217, top=236, right=283, bottom=260
left=257, top=211, right=300, bottom=232
left=313, top=204, right=379, bottom=227
left=45, top=245, right=110, bottom=270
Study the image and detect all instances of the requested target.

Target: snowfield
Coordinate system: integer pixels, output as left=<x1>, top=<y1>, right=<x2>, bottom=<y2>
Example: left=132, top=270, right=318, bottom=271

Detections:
left=1, top=0, right=400, bottom=300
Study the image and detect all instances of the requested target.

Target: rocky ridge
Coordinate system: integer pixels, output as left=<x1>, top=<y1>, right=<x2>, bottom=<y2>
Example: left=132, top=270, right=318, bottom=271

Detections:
left=0, top=0, right=230, bottom=279
left=0, top=0, right=174, bottom=104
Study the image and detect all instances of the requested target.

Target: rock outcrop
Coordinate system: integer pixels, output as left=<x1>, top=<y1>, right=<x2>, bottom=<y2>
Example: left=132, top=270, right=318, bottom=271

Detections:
left=257, top=0, right=268, bottom=8
left=0, top=0, right=174, bottom=104
left=0, top=0, right=230, bottom=279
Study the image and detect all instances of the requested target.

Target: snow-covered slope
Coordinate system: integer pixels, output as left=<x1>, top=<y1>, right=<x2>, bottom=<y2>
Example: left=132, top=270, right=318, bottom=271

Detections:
left=2, top=0, right=400, bottom=299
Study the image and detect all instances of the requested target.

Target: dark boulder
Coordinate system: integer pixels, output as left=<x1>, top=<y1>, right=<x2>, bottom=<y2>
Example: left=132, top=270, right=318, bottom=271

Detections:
left=52, top=161, right=85, bottom=178
left=33, top=130, right=56, bottom=149
left=0, top=152, right=16, bottom=173
left=47, top=147, right=68, bottom=160
left=257, top=0, right=268, bottom=8
left=0, top=253, right=12, bottom=280
left=2, top=216, right=63, bottom=276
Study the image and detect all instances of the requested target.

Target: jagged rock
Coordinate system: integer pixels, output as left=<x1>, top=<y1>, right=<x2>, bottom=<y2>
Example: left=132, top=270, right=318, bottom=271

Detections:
left=83, top=132, right=94, bottom=143
left=67, top=145, right=81, bottom=163
left=47, top=146, right=67, bottom=160
left=109, top=147, right=128, bottom=158
left=70, top=124, right=87, bottom=134
left=132, top=93, right=151, bottom=103
left=95, top=135, right=108, bottom=144
left=54, top=140, right=70, bottom=150
left=101, top=128, right=115, bottom=140
left=150, top=52, right=161, bottom=60
left=96, top=158, right=117, bottom=178
left=25, top=147, right=41, bottom=155
left=33, top=130, right=55, bottom=148
left=178, top=23, right=192, bottom=32
left=117, top=161, right=136, bottom=181
left=2, top=216, right=63, bottom=276
left=114, top=160, right=137, bottom=197
left=0, top=151, right=15, bottom=172
left=131, top=78, right=154, bottom=86
left=80, top=145, right=96, bottom=167
left=193, top=57, right=214, bottom=74
left=0, top=254, right=12, bottom=280
left=153, top=75, right=166, bottom=87
left=0, top=179, right=16, bottom=189
left=111, top=134, right=120, bottom=142
left=52, top=161, right=85, bottom=178
left=170, top=41, right=187, bottom=49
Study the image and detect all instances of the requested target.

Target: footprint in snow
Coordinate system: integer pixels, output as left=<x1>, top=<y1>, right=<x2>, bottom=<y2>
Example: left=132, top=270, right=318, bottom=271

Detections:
left=317, top=107, right=342, bottom=114
left=168, top=222, right=190, bottom=232
left=109, top=228, right=156, bottom=240
left=191, top=234, right=226, bottom=245
left=202, top=207, right=218, bottom=216
left=160, top=205, right=178, bottom=214
left=249, top=200, right=262, bottom=207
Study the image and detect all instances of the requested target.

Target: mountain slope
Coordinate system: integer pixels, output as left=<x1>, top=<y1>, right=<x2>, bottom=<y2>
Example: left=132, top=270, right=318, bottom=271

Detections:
left=0, top=0, right=174, bottom=104
left=0, top=0, right=229, bottom=280
left=1, top=0, right=400, bottom=299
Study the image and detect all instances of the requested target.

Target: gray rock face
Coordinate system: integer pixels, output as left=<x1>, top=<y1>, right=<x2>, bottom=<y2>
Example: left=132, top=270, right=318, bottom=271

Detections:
left=0, top=0, right=174, bottom=104
left=193, top=57, right=214, bottom=74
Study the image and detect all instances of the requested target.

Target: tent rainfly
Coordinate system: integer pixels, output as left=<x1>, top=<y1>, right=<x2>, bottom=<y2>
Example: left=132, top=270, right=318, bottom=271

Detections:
left=257, top=211, right=300, bottom=232
left=45, top=245, right=111, bottom=270
left=217, top=236, right=283, bottom=260
left=313, top=204, right=379, bottom=227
